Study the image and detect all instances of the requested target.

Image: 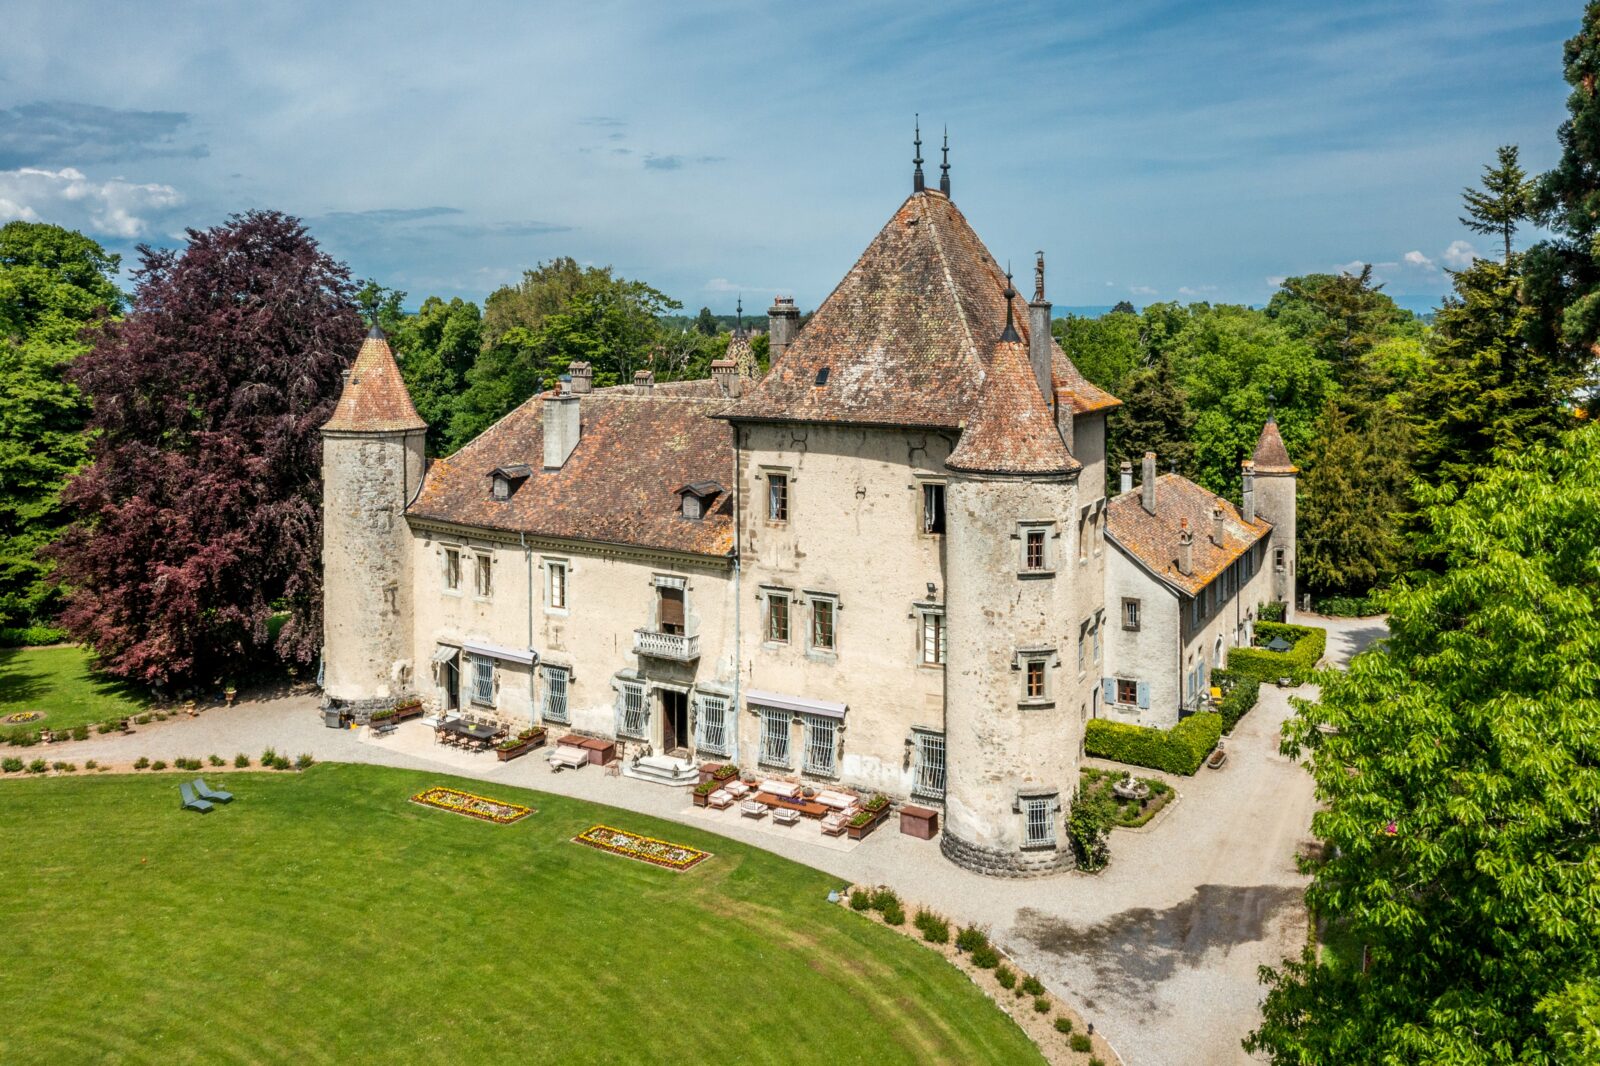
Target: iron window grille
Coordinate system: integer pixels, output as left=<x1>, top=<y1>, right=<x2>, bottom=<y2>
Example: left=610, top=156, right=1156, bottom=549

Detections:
left=1023, top=795, right=1057, bottom=848
left=912, top=730, right=947, bottom=800
left=470, top=655, right=494, bottom=707
left=695, top=695, right=732, bottom=757
left=801, top=713, right=838, bottom=777
left=618, top=682, right=647, bottom=739
left=541, top=665, right=569, bottom=723
left=759, top=707, right=791, bottom=768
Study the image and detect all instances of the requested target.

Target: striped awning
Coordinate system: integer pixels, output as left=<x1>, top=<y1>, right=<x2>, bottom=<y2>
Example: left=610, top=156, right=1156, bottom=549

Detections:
left=430, top=644, right=459, bottom=664
left=745, top=689, right=847, bottom=720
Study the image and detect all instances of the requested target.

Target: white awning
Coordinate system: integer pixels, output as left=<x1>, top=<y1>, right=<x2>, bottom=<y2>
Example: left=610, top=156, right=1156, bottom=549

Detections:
left=430, top=645, right=459, bottom=665
left=461, top=640, right=537, bottom=666
left=745, top=689, right=847, bottom=720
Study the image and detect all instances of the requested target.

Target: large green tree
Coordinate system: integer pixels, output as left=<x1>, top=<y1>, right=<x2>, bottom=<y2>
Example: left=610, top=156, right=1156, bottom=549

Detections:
left=1248, top=422, right=1600, bottom=1063
left=1107, top=348, right=1195, bottom=487
left=1462, top=146, right=1533, bottom=263
left=1296, top=396, right=1412, bottom=596
left=1266, top=268, right=1417, bottom=387
left=1054, top=310, right=1143, bottom=395
left=0, top=222, right=122, bottom=629
left=391, top=296, right=482, bottom=456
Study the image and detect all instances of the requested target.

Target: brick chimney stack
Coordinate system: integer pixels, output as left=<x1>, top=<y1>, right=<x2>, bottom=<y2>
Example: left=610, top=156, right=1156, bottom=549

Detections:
left=567, top=361, right=593, bottom=395
left=633, top=369, right=654, bottom=394
left=1241, top=460, right=1256, bottom=524
left=1212, top=502, right=1226, bottom=547
left=1142, top=452, right=1157, bottom=514
left=768, top=296, right=800, bottom=365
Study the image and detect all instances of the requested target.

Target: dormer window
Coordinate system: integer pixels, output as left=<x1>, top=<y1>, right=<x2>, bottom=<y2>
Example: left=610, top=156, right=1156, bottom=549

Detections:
left=488, top=464, right=532, bottom=501
left=675, top=481, right=723, bottom=521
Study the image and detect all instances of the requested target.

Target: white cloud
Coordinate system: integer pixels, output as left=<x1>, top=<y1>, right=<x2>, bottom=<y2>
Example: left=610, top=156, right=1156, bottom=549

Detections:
left=1337, top=259, right=1368, bottom=276
left=0, top=166, right=182, bottom=238
left=1266, top=275, right=1287, bottom=288
left=1402, top=250, right=1435, bottom=270
left=1178, top=284, right=1218, bottom=298
left=704, top=277, right=781, bottom=295
left=1442, top=240, right=1479, bottom=269
left=1128, top=285, right=1157, bottom=296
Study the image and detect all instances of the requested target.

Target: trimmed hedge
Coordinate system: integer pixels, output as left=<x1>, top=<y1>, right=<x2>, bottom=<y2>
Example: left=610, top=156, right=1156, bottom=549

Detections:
left=1313, top=593, right=1385, bottom=618
left=1085, top=712, right=1222, bottom=775
left=0, top=625, right=69, bottom=647
left=1210, top=669, right=1261, bottom=733
left=1227, top=621, right=1326, bottom=685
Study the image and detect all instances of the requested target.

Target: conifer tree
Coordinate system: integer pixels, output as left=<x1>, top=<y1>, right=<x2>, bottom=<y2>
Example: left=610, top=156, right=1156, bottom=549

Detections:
left=1108, top=348, right=1195, bottom=488
left=1297, top=397, right=1411, bottom=596
left=1461, top=145, right=1532, bottom=263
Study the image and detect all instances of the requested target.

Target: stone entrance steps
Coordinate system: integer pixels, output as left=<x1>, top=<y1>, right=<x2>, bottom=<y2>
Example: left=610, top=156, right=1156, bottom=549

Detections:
left=621, top=754, right=698, bottom=787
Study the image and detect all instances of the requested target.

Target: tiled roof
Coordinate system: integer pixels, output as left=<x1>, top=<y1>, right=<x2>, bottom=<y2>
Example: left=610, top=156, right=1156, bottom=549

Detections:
left=407, top=387, right=734, bottom=558
left=323, top=327, right=427, bottom=433
left=947, top=339, right=1080, bottom=475
left=1105, top=474, right=1272, bottom=597
left=1252, top=418, right=1297, bottom=474
left=722, top=190, right=1118, bottom=471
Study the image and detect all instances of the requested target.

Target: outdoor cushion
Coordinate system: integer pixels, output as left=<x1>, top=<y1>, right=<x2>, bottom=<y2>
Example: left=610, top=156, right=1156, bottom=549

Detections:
left=815, top=789, right=856, bottom=810
left=194, top=778, right=233, bottom=803
left=548, top=745, right=588, bottom=769
left=708, top=789, right=735, bottom=809
left=179, top=782, right=213, bottom=813
left=761, top=780, right=800, bottom=798
left=723, top=780, right=751, bottom=798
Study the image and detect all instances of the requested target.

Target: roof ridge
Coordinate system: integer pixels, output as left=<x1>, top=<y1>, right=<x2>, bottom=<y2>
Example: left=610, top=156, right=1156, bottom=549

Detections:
left=921, top=194, right=983, bottom=377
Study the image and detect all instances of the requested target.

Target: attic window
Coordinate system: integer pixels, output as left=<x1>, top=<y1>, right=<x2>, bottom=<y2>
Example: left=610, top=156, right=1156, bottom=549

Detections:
left=675, top=480, right=724, bottom=521
left=683, top=495, right=702, bottom=520
left=815, top=367, right=830, bottom=386
left=492, top=477, right=511, bottom=500
left=488, top=463, right=532, bottom=501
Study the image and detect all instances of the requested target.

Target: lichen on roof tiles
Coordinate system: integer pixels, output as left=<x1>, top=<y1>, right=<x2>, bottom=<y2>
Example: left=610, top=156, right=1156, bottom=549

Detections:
left=323, top=330, right=427, bottom=433
left=1251, top=418, right=1297, bottom=474
left=1105, top=474, right=1272, bottom=597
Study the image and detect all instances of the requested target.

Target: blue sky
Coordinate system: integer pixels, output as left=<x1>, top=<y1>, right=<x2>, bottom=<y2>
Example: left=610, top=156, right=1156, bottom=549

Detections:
left=0, top=0, right=1577, bottom=313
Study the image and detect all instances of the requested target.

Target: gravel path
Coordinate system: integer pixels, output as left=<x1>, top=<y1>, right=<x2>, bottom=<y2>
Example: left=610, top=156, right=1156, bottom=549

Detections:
left=18, top=614, right=1385, bottom=1065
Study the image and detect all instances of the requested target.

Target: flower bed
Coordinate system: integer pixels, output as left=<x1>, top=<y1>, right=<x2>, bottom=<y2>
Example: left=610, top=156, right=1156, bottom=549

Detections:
left=411, top=786, right=533, bottom=825
left=372, top=698, right=424, bottom=724
left=572, top=824, right=711, bottom=871
left=4, top=711, right=43, bottom=724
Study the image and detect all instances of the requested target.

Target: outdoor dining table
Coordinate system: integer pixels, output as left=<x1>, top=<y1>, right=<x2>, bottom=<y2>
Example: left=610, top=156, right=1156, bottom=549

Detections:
left=439, top=721, right=499, bottom=751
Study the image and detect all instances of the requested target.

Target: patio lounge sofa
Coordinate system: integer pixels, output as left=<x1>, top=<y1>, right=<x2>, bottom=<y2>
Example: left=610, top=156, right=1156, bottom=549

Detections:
left=548, top=745, right=588, bottom=771
left=815, top=789, right=857, bottom=811
left=707, top=789, right=736, bottom=810
left=194, top=778, right=233, bottom=803
left=821, top=808, right=854, bottom=836
left=723, top=780, right=752, bottom=799
left=739, top=799, right=767, bottom=819
left=760, top=780, right=801, bottom=799
left=179, top=782, right=213, bottom=814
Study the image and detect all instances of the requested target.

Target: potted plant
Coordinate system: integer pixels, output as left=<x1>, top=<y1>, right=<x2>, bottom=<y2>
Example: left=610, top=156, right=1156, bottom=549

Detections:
left=692, top=779, right=720, bottom=807
left=847, top=794, right=892, bottom=840
left=495, top=727, right=547, bottom=761
left=223, top=683, right=238, bottom=707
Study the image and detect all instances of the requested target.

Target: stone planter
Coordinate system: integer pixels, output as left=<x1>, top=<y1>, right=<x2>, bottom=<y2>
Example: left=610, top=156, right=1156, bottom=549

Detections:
left=846, top=803, right=891, bottom=841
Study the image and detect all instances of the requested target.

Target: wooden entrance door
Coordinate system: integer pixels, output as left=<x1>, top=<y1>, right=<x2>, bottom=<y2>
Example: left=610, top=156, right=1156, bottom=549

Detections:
left=662, top=690, right=688, bottom=753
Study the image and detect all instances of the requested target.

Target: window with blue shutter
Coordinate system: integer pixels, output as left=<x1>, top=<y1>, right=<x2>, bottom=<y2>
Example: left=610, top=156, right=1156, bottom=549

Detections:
left=1136, top=681, right=1150, bottom=709
left=1102, top=678, right=1115, bottom=704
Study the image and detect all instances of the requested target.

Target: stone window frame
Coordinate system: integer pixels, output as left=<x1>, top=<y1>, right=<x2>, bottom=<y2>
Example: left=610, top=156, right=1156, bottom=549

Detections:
left=1014, top=646, right=1058, bottom=708
left=910, top=727, right=947, bottom=800
left=1015, top=789, right=1061, bottom=849
left=805, top=590, right=840, bottom=657
left=915, top=603, right=946, bottom=667
left=473, top=551, right=493, bottom=600
left=759, top=466, right=792, bottom=525
left=543, top=556, right=570, bottom=616
left=918, top=479, right=947, bottom=537
left=799, top=712, right=840, bottom=778
left=1015, top=520, right=1057, bottom=577
left=442, top=547, right=462, bottom=594
left=468, top=654, right=496, bottom=708
left=540, top=663, right=571, bottom=724
left=758, top=706, right=792, bottom=769
left=1122, top=596, right=1141, bottom=631
left=760, top=585, right=792, bottom=646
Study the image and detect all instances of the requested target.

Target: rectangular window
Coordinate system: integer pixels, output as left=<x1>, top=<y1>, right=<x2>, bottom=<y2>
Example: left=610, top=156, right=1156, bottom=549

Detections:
left=696, top=695, right=732, bottom=757
left=474, top=553, right=493, bottom=598
left=443, top=549, right=461, bottom=591
left=1019, top=522, right=1053, bottom=574
left=470, top=655, right=494, bottom=707
left=767, top=473, right=789, bottom=522
left=912, top=730, right=947, bottom=799
left=1116, top=678, right=1138, bottom=705
left=1274, top=546, right=1286, bottom=571
left=922, top=483, right=946, bottom=535
left=1023, top=795, right=1057, bottom=848
left=801, top=713, right=838, bottom=777
left=1026, top=528, right=1046, bottom=571
left=921, top=609, right=946, bottom=665
left=1093, top=611, right=1103, bottom=663
left=618, top=682, right=646, bottom=739
left=541, top=665, right=569, bottom=724
left=1025, top=658, right=1047, bottom=700
left=766, top=591, right=790, bottom=643
left=811, top=597, right=836, bottom=651
left=546, top=560, right=568, bottom=610
left=1077, top=623, right=1087, bottom=673
left=1122, top=597, right=1141, bottom=631
left=759, top=707, right=791, bottom=768
left=658, top=586, right=685, bottom=635
left=1078, top=509, right=1089, bottom=562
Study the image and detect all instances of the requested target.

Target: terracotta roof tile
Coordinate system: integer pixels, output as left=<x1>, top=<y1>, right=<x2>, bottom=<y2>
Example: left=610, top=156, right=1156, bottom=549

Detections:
left=723, top=190, right=1117, bottom=469
left=1251, top=418, right=1297, bottom=474
left=1105, top=475, right=1272, bottom=597
left=407, top=389, right=734, bottom=558
left=947, top=339, right=1080, bottom=475
left=323, top=328, right=427, bottom=433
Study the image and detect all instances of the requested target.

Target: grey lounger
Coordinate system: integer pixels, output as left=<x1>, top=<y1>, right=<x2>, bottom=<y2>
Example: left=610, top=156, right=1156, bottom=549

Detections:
left=194, top=778, right=233, bottom=803
left=180, top=782, right=214, bottom=813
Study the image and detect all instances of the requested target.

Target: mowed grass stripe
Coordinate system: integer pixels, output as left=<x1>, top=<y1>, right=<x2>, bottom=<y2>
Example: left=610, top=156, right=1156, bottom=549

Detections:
left=0, top=766, right=1042, bottom=1065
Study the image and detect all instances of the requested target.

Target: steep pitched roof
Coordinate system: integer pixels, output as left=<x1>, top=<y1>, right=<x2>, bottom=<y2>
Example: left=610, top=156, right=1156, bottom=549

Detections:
left=947, top=339, right=1079, bottom=475
left=1252, top=418, right=1297, bottom=474
left=722, top=191, right=1117, bottom=470
left=407, top=387, right=734, bottom=558
left=323, top=327, right=427, bottom=433
left=1105, top=474, right=1272, bottom=597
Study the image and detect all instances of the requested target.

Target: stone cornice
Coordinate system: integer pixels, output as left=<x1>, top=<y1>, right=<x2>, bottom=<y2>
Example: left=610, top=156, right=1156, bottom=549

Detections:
left=405, top=516, right=733, bottom=574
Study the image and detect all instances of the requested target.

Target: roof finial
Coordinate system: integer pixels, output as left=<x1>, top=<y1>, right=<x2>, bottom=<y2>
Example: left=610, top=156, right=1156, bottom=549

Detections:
left=939, top=126, right=951, bottom=196
left=1033, top=250, right=1046, bottom=303
left=1000, top=261, right=1021, bottom=342
left=913, top=115, right=925, bottom=193
left=736, top=295, right=743, bottom=333
left=1266, top=388, right=1278, bottom=423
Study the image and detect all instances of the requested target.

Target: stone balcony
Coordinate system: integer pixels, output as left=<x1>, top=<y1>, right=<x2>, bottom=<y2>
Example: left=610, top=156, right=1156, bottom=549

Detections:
left=632, top=628, right=700, bottom=663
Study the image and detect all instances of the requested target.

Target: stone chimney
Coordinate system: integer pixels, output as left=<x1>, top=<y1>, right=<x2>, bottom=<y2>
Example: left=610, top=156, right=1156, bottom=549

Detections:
left=543, top=390, right=581, bottom=470
left=768, top=296, right=800, bottom=365
left=633, top=369, right=654, bottom=394
left=567, top=361, right=593, bottom=395
left=1212, top=502, right=1226, bottom=547
left=1178, top=519, right=1193, bottom=576
left=1241, top=460, right=1256, bottom=524
left=1141, top=451, right=1157, bottom=514
left=1120, top=459, right=1133, bottom=495
left=710, top=359, right=740, bottom=399
left=1028, top=251, right=1053, bottom=405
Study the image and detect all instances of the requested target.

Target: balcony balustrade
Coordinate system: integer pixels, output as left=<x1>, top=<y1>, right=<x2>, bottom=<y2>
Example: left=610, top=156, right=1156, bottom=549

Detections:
left=633, top=628, right=699, bottom=662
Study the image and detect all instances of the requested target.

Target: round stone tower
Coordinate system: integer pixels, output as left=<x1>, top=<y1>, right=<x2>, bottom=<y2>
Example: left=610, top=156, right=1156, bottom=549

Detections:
left=320, top=325, right=427, bottom=711
left=1250, top=417, right=1299, bottom=619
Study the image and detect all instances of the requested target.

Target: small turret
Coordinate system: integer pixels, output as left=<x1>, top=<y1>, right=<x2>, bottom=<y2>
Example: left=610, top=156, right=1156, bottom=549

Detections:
left=1251, top=417, right=1298, bottom=618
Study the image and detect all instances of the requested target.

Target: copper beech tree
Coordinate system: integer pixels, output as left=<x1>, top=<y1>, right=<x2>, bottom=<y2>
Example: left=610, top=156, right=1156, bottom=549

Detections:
left=51, top=211, right=362, bottom=689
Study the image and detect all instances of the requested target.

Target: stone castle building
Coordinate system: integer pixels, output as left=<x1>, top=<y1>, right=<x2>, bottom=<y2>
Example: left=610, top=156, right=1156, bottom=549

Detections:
left=319, top=155, right=1297, bottom=877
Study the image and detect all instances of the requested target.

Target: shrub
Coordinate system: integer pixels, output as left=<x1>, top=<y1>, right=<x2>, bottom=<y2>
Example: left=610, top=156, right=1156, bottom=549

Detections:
left=1090, top=1058, right=1105, bottom=1066
left=26, top=759, right=47, bottom=774
left=1022, top=974, right=1045, bottom=996
left=134, top=756, right=149, bottom=770
left=71, top=725, right=89, bottom=741
left=1314, top=592, right=1385, bottom=617
left=5, top=729, right=40, bottom=747
left=151, top=759, right=167, bottom=771
left=96, top=722, right=115, bottom=734
left=1033, top=996, right=1051, bottom=1013
left=154, top=712, right=168, bottom=721
left=880, top=901, right=905, bottom=926
left=261, top=747, right=277, bottom=764
left=1054, top=1016, right=1074, bottom=1034
left=51, top=760, right=69, bottom=770
left=995, top=965, right=1016, bottom=989
left=0, top=624, right=69, bottom=647
left=1069, top=789, right=1115, bottom=872
left=913, top=909, right=950, bottom=944
left=1070, top=1033, right=1092, bottom=1053
left=84, top=759, right=97, bottom=770
left=1085, top=712, right=1221, bottom=775
left=271, top=755, right=292, bottom=771
left=970, top=945, right=1000, bottom=969
left=209, top=754, right=225, bottom=767
left=849, top=888, right=870, bottom=911
left=1259, top=600, right=1286, bottom=622
left=1227, top=622, right=1327, bottom=685
left=1211, top=670, right=1262, bottom=733
left=869, top=887, right=899, bottom=913
left=1, top=757, right=22, bottom=773
left=296, top=753, right=314, bottom=770
left=234, top=753, right=250, bottom=768
left=135, top=714, right=151, bottom=725
left=955, top=926, right=989, bottom=953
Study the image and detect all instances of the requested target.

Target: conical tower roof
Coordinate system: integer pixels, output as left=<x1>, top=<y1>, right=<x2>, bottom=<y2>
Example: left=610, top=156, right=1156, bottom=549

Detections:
left=1251, top=417, right=1296, bottom=474
left=323, top=325, right=427, bottom=433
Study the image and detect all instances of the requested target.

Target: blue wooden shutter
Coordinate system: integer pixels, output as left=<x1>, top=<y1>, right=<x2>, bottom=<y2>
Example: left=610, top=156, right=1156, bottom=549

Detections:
left=1136, top=681, right=1150, bottom=709
left=1102, top=678, right=1115, bottom=704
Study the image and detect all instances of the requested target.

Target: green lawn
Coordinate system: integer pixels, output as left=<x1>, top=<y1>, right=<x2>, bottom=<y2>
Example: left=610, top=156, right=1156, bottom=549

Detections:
left=0, top=645, right=147, bottom=739
left=0, top=765, right=1042, bottom=1065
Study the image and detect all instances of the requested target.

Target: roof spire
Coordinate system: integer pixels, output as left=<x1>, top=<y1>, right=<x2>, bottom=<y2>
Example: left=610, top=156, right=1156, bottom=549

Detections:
left=939, top=126, right=951, bottom=196
left=913, top=115, right=925, bottom=193
left=1033, top=250, right=1046, bottom=303
left=999, top=262, right=1021, bottom=342
left=366, top=322, right=385, bottom=340
left=736, top=295, right=743, bottom=333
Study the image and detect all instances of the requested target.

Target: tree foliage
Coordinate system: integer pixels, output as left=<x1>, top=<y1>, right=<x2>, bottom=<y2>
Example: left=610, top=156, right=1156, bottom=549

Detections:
left=50, top=212, right=361, bottom=688
left=392, top=295, right=482, bottom=456
left=1462, top=146, right=1533, bottom=263
left=0, top=222, right=122, bottom=628
left=1296, top=396, right=1412, bottom=596
left=1249, top=423, right=1600, bottom=1063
